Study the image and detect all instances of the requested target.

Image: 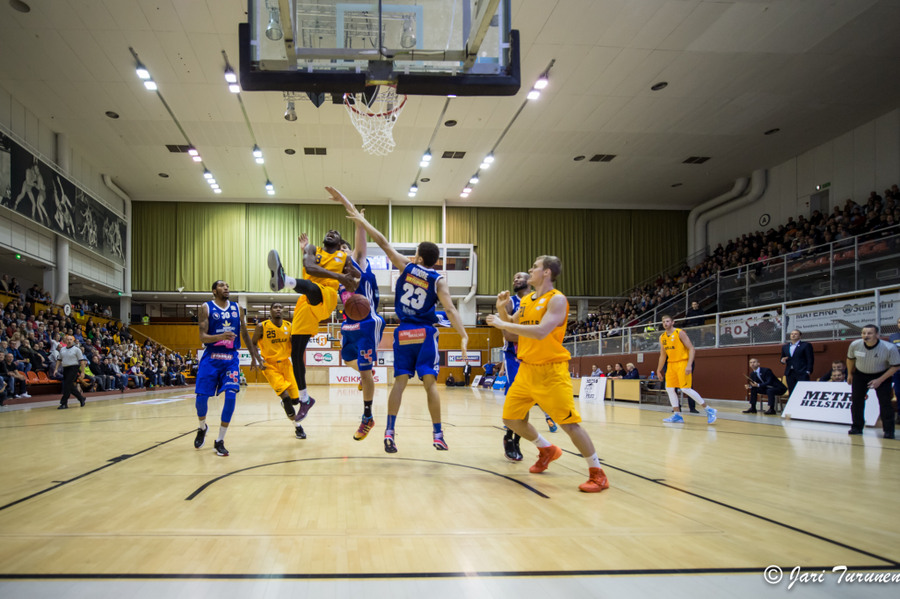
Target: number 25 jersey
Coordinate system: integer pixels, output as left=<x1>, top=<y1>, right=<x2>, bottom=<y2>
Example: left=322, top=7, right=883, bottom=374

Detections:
left=394, top=262, right=441, bottom=326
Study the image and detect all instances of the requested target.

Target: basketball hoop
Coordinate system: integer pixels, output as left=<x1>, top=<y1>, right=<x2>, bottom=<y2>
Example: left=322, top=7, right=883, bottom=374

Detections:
left=343, top=85, right=408, bottom=156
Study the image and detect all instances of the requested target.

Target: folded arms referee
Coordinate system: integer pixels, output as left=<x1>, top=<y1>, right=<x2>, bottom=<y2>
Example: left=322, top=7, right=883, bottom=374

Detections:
left=846, top=324, right=900, bottom=439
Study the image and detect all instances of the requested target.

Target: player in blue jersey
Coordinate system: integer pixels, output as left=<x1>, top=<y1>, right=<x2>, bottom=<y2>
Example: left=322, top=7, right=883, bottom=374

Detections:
left=501, top=272, right=558, bottom=462
left=336, top=213, right=386, bottom=441
left=193, top=280, right=262, bottom=456
left=328, top=187, right=468, bottom=453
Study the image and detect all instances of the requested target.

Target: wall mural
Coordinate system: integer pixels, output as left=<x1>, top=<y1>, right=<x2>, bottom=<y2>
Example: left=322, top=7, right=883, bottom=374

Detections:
left=0, top=131, right=125, bottom=265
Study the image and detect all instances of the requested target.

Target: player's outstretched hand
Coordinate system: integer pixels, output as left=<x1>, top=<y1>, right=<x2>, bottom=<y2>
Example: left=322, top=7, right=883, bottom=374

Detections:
left=486, top=314, right=504, bottom=329
left=496, top=291, right=510, bottom=313
left=299, top=232, right=309, bottom=250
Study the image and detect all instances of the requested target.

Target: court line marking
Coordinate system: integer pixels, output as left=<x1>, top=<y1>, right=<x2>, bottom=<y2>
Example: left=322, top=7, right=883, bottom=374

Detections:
left=184, top=456, right=550, bottom=500
left=0, top=431, right=194, bottom=513
left=1, top=565, right=898, bottom=580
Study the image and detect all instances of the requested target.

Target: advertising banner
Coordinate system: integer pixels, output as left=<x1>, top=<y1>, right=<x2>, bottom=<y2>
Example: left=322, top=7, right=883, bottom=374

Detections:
left=783, top=381, right=880, bottom=426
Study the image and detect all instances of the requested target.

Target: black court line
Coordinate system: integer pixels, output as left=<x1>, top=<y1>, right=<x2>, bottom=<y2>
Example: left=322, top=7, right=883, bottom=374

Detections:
left=0, top=431, right=194, bottom=513
left=1, top=565, right=898, bottom=580
left=185, top=456, right=549, bottom=500
left=596, top=459, right=900, bottom=567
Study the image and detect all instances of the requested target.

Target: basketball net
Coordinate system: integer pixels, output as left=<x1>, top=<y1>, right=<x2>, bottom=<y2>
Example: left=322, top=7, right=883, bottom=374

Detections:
left=343, top=85, right=407, bottom=156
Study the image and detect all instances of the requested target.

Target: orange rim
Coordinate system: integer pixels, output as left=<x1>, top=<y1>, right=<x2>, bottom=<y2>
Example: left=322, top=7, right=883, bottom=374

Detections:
left=343, top=86, right=407, bottom=118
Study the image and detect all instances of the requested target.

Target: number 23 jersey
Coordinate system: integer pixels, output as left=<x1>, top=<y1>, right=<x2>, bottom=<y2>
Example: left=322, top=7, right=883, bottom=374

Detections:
left=394, top=262, right=441, bottom=325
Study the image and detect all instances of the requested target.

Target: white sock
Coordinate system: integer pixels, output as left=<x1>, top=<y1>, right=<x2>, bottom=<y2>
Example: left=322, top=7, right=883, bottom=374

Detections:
left=294, top=421, right=303, bottom=428
left=285, top=275, right=297, bottom=288
left=198, top=421, right=207, bottom=431
left=585, top=453, right=601, bottom=469
left=299, top=389, right=309, bottom=402
left=533, top=434, right=552, bottom=448
left=217, top=427, right=227, bottom=442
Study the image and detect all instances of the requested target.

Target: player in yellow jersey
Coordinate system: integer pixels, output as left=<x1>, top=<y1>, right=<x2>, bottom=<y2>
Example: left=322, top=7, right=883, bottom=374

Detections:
left=487, top=255, right=609, bottom=493
left=252, top=302, right=306, bottom=439
left=268, top=231, right=359, bottom=425
left=657, top=314, right=716, bottom=424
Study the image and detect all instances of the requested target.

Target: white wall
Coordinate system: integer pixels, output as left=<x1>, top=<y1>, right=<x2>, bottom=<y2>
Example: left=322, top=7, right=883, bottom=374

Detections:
left=0, top=84, right=123, bottom=214
left=707, top=108, right=900, bottom=249
left=0, top=84, right=125, bottom=295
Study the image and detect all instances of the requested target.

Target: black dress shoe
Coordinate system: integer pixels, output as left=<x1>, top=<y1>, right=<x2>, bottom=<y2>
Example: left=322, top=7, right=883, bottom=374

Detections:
left=742, top=408, right=757, bottom=414
left=689, top=409, right=700, bottom=414
left=58, top=404, right=68, bottom=410
left=764, top=409, right=777, bottom=415
left=847, top=428, right=863, bottom=435
left=884, top=432, right=895, bottom=440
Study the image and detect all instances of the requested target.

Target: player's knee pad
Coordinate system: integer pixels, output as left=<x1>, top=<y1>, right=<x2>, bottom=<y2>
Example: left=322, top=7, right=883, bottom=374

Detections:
left=195, top=395, right=210, bottom=418
left=222, top=390, right=237, bottom=422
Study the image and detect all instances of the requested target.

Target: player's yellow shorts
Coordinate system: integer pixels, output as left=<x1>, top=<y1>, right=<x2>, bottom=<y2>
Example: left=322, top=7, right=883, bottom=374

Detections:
left=261, top=358, right=299, bottom=398
left=291, top=284, right=338, bottom=336
left=665, top=360, right=692, bottom=389
left=503, top=361, right=581, bottom=424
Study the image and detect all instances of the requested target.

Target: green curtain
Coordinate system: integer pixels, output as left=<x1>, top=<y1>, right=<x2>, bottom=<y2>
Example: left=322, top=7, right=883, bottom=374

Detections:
left=446, top=207, right=477, bottom=244
left=175, top=203, right=248, bottom=291
left=132, top=201, right=687, bottom=296
left=246, top=204, right=301, bottom=291
left=390, top=206, right=442, bottom=244
left=132, top=202, right=177, bottom=291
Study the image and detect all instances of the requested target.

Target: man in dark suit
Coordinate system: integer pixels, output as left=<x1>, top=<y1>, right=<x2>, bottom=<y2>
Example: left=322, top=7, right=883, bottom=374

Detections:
left=744, top=358, right=788, bottom=414
left=781, top=329, right=814, bottom=394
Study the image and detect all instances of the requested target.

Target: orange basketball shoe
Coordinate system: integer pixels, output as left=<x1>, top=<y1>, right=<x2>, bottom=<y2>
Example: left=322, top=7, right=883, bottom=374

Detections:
left=529, top=444, right=563, bottom=473
left=578, top=467, right=610, bottom=493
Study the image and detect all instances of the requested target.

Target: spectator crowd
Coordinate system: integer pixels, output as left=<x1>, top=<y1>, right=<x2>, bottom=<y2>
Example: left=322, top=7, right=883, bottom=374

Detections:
left=0, top=293, right=191, bottom=405
left=566, top=185, right=900, bottom=340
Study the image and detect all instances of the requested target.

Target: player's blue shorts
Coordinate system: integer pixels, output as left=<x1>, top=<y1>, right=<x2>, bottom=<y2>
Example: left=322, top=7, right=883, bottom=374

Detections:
left=504, top=352, right=519, bottom=394
left=393, top=322, right=439, bottom=379
left=195, top=349, right=241, bottom=396
left=341, top=314, right=385, bottom=372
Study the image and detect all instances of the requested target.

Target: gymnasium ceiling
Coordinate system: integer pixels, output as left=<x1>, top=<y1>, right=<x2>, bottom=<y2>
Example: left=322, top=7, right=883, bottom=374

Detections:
left=1, top=0, right=900, bottom=212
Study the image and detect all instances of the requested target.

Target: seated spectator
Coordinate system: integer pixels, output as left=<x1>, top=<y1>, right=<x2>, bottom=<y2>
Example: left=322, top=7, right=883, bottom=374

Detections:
left=108, top=357, right=128, bottom=390
left=609, top=362, right=627, bottom=378
left=743, top=357, right=787, bottom=414
left=590, top=364, right=603, bottom=377
left=623, top=363, right=640, bottom=379
left=87, top=356, right=111, bottom=391
left=818, top=360, right=847, bottom=382
left=0, top=375, right=7, bottom=406
left=0, top=352, right=30, bottom=398
left=128, top=363, right=146, bottom=389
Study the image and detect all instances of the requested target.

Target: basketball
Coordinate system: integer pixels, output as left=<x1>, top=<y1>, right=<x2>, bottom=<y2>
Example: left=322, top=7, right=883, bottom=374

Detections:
left=343, top=293, right=370, bottom=321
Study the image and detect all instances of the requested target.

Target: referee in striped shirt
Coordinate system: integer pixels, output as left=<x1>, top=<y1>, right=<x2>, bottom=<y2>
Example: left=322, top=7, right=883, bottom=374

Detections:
left=846, top=324, right=900, bottom=439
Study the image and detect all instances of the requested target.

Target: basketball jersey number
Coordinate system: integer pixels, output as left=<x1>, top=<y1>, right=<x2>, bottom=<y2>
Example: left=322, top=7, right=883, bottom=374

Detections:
left=400, top=282, right=427, bottom=310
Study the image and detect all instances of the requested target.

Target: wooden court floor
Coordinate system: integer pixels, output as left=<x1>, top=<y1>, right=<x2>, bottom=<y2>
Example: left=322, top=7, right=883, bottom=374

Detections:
left=0, top=384, right=898, bottom=592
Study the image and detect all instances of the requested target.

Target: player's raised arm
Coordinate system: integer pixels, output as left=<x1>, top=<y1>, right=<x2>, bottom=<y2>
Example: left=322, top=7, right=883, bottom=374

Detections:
left=326, top=186, right=409, bottom=270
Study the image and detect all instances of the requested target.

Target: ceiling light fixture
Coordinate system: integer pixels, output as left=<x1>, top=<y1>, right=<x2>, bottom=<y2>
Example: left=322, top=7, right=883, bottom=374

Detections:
left=224, top=67, right=237, bottom=84
left=420, top=150, right=432, bottom=167
left=203, top=170, right=213, bottom=179
left=469, top=175, right=479, bottom=185
left=408, top=183, right=418, bottom=198
left=253, top=145, right=264, bottom=164
left=284, top=100, right=297, bottom=121
left=213, top=188, right=222, bottom=194
left=265, top=180, right=275, bottom=195
left=460, top=192, right=469, bottom=198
